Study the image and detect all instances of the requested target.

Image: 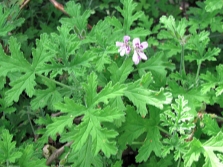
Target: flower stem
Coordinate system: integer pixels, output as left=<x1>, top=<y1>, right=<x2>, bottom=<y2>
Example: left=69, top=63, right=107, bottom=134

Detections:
left=37, top=74, right=74, bottom=90
left=195, top=61, right=201, bottom=84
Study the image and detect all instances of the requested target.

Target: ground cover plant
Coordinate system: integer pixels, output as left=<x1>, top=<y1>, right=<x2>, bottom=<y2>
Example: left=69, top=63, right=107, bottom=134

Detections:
left=1, top=0, right=223, bottom=166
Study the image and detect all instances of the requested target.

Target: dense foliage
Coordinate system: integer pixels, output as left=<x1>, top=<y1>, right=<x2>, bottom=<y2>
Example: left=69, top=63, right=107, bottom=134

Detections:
left=1, top=0, right=223, bottom=166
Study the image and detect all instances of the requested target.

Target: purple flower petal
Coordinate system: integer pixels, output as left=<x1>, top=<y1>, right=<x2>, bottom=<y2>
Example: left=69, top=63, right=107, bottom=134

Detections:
left=132, top=51, right=140, bottom=65
left=133, top=38, right=140, bottom=48
left=123, top=35, right=130, bottom=42
left=138, top=52, right=147, bottom=60
left=140, top=42, right=148, bottom=50
left=116, top=42, right=123, bottom=47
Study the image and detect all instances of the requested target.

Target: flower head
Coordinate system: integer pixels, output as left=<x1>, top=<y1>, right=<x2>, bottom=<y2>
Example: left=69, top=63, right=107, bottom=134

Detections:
left=116, top=35, right=131, bottom=56
left=132, top=38, right=148, bottom=65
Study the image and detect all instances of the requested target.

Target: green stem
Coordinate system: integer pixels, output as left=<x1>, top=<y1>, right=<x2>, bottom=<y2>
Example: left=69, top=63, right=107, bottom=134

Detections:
left=37, top=74, right=74, bottom=90
left=158, top=126, right=171, bottom=136
left=177, top=156, right=181, bottom=167
left=27, top=107, right=35, bottom=137
left=180, top=44, right=185, bottom=75
left=195, top=61, right=201, bottom=84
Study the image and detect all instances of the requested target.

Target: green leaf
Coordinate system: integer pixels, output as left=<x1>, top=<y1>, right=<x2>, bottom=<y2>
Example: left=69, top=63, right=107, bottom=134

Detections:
left=83, top=73, right=98, bottom=107
left=119, top=106, right=146, bottom=150
left=72, top=107, right=123, bottom=157
left=0, top=129, right=22, bottom=163
left=32, top=33, right=55, bottom=70
left=69, top=137, right=103, bottom=167
left=136, top=107, right=163, bottom=162
left=0, top=4, right=24, bottom=37
left=205, top=0, right=223, bottom=12
left=46, top=115, right=74, bottom=140
left=203, top=132, right=223, bottom=167
left=159, top=15, right=188, bottom=41
left=186, top=31, right=220, bottom=64
left=200, top=65, right=223, bottom=96
left=108, top=59, right=134, bottom=84
left=18, top=144, right=47, bottom=167
left=168, top=81, right=210, bottom=114
left=184, top=132, right=223, bottom=167
left=161, top=95, right=195, bottom=135
left=31, top=80, right=63, bottom=110
left=202, top=114, right=221, bottom=136
left=61, top=1, right=91, bottom=31
left=116, top=0, right=144, bottom=34
left=125, top=80, right=172, bottom=116
left=0, top=37, right=31, bottom=76
left=5, top=71, right=36, bottom=104
left=138, top=51, right=175, bottom=77
left=95, top=82, right=126, bottom=105
left=54, top=97, right=87, bottom=115
left=183, top=138, right=203, bottom=167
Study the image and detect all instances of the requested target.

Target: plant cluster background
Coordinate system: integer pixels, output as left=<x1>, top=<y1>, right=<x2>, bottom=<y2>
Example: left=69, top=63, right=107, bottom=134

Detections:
left=1, top=0, right=223, bottom=166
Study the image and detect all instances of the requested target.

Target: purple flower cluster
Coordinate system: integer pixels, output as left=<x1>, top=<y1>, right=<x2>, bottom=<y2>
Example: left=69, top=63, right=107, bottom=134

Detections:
left=116, top=36, right=148, bottom=65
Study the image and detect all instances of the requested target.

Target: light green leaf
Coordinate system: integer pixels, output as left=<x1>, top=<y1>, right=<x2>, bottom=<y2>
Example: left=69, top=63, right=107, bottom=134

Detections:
left=5, top=72, right=36, bottom=105
left=72, top=110, right=120, bottom=157
left=203, top=132, right=223, bottom=167
left=161, top=95, right=195, bottom=135
left=200, top=65, right=223, bottom=96
left=70, top=137, right=103, bottom=167
left=18, top=144, right=47, bottom=167
left=125, top=80, right=172, bottom=116
left=138, top=51, right=175, bottom=76
left=83, top=73, right=98, bottom=107
left=95, top=82, right=126, bottom=105
left=0, top=4, right=24, bottom=37
left=119, top=106, right=146, bottom=150
left=54, top=97, right=87, bottom=115
left=0, top=129, right=22, bottom=163
left=60, top=1, right=91, bottom=31
left=108, top=59, right=134, bottom=84
left=116, top=0, right=144, bottom=34
left=205, top=0, right=223, bottom=12
left=46, top=115, right=74, bottom=140
left=31, top=80, right=63, bottom=110
left=202, top=114, right=221, bottom=136
left=183, top=138, right=203, bottom=167
left=160, top=15, right=188, bottom=40
left=0, top=37, right=31, bottom=76
left=136, top=107, right=162, bottom=162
